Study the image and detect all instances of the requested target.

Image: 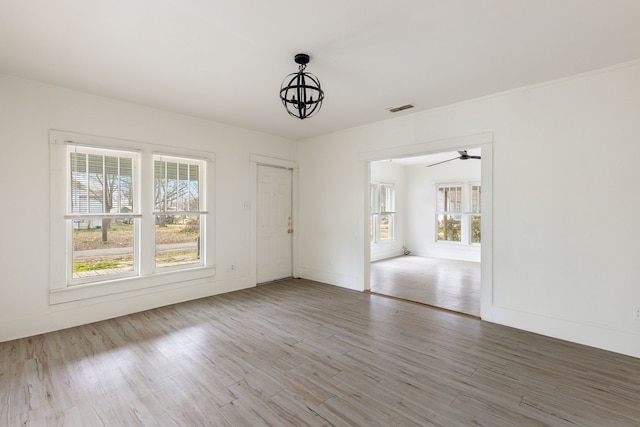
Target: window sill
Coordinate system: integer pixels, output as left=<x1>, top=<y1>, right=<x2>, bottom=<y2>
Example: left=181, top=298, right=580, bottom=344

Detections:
left=435, top=241, right=481, bottom=249
left=50, top=266, right=216, bottom=305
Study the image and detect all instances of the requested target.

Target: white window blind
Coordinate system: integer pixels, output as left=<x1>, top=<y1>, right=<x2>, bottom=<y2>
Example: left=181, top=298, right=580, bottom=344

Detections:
left=154, top=156, right=204, bottom=215
left=67, top=146, right=139, bottom=218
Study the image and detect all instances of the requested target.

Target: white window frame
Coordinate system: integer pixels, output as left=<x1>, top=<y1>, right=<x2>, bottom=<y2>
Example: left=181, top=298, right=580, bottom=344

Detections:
left=469, top=182, right=482, bottom=245
left=65, top=145, right=142, bottom=285
left=434, top=181, right=481, bottom=246
left=152, top=154, right=206, bottom=272
left=371, top=182, right=396, bottom=243
left=49, top=131, right=215, bottom=305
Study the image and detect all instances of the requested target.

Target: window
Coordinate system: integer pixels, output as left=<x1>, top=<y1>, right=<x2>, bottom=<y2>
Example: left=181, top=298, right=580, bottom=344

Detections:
left=471, top=185, right=482, bottom=244
left=50, top=132, right=214, bottom=304
left=435, top=183, right=481, bottom=244
left=371, top=182, right=395, bottom=243
left=69, top=146, right=139, bottom=280
left=154, top=156, right=204, bottom=269
left=436, top=185, right=462, bottom=242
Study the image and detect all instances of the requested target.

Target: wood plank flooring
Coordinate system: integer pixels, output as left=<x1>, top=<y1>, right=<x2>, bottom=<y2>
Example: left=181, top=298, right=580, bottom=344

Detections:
left=2, top=279, right=640, bottom=426
left=371, top=255, right=481, bottom=317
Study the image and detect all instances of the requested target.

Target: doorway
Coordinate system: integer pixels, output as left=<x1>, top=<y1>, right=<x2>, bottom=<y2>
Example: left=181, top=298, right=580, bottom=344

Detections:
left=369, top=149, right=481, bottom=316
left=362, top=133, right=493, bottom=319
left=256, top=165, right=293, bottom=283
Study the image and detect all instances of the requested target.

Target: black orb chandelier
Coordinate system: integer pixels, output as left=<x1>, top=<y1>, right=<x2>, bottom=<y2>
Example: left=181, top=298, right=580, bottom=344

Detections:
left=279, top=53, right=324, bottom=120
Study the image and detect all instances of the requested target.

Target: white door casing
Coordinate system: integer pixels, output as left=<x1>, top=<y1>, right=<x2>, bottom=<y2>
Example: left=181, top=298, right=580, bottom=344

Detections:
left=257, top=165, right=293, bottom=283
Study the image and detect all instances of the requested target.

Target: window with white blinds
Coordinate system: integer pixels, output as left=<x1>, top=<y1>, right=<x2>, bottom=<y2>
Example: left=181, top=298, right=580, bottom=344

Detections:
left=370, top=182, right=396, bottom=243
left=53, top=143, right=207, bottom=285
left=66, top=146, right=140, bottom=281
left=50, top=132, right=215, bottom=304
left=153, top=155, right=206, bottom=269
left=435, top=183, right=481, bottom=244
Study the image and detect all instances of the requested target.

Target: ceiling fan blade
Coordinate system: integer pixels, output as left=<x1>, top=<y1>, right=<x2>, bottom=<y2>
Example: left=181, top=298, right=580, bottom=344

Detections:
left=467, top=155, right=481, bottom=159
left=426, top=157, right=460, bottom=167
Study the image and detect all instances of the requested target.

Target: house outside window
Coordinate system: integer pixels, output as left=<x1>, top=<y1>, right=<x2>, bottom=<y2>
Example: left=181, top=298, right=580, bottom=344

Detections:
left=435, top=183, right=480, bottom=245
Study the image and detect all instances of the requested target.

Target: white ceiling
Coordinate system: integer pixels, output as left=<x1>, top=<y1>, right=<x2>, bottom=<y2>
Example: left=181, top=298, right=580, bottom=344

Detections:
left=1, top=0, right=639, bottom=141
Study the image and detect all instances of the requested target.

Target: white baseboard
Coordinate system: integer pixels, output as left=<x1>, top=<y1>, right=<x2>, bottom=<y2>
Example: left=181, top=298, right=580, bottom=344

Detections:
left=0, top=275, right=254, bottom=343
left=490, top=305, right=640, bottom=359
left=296, top=267, right=362, bottom=291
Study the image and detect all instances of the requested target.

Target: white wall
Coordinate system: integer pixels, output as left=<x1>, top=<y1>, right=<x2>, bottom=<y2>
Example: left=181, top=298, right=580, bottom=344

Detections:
left=297, top=60, right=640, bottom=358
left=405, top=158, right=481, bottom=262
left=0, top=73, right=296, bottom=342
left=370, top=161, right=405, bottom=261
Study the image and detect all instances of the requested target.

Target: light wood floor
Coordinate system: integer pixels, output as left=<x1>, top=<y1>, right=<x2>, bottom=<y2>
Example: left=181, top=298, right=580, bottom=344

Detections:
left=2, top=279, right=640, bottom=426
left=371, top=256, right=481, bottom=317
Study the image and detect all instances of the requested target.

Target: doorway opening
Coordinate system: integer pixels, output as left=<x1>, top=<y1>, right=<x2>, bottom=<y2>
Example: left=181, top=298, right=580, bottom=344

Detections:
left=368, top=147, right=484, bottom=317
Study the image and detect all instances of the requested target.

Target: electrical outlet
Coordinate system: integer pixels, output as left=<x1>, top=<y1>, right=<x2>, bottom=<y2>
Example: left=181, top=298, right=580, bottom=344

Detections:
left=634, top=306, right=640, bottom=320
left=230, top=264, right=236, bottom=272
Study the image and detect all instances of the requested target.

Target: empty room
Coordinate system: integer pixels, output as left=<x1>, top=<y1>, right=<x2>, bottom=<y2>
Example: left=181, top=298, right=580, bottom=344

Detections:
left=1, top=1, right=640, bottom=425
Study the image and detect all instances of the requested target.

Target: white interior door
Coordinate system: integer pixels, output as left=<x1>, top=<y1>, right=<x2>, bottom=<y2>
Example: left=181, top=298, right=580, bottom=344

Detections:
left=257, top=165, right=293, bottom=283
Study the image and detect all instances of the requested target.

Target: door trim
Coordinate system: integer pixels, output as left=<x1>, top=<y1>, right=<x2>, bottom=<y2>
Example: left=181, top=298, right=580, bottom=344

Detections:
left=249, top=155, right=299, bottom=285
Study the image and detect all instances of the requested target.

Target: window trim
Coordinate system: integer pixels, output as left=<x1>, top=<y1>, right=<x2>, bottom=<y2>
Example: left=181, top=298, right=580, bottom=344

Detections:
left=49, top=130, right=216, bottom=305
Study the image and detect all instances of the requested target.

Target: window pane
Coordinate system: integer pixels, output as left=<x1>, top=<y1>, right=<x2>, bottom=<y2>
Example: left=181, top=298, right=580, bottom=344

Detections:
left=70, top=153, right=88, bottom=213
left=189, top=164, right=200, bottom=211
left=438, top=187, right=462, bottom=212
left=166, top=162, right=178, bottom=211
left=379, top=213, right=394, bottom=241
left=437, top=214, right=461, bottom=242
left=72, top=218, right=135, bottom=279
left=437, top=186, right=462, bottom=213
left=154, top=158, right=201, bottom=213
left=154, top=160, right=166, bottom=211
left=118, top=158, right=133, bottom=213
left=156, top=215, right=201, bottom=268
left=380, top=184, right=395, bottom=213
left=472, top=185, right=481, bottom=213
left=88, top=154, right=105, bottom=212
left=70, top=151, right=135, bottom=214
left=471, top=215, right=481, bottom=243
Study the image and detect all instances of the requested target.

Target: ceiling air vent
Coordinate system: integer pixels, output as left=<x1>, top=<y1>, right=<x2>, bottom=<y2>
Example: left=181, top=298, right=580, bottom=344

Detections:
left=387, top=104, right=414, bottom=113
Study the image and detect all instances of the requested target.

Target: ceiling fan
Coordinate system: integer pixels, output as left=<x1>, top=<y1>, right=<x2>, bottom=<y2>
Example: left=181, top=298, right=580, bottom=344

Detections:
left=426, top=150, right=481, bottom=167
